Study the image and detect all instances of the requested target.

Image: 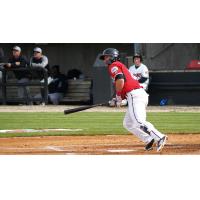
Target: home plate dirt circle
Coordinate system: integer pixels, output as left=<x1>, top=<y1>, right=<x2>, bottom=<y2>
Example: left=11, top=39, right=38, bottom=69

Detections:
left=0, top=134, right=200, bottom=155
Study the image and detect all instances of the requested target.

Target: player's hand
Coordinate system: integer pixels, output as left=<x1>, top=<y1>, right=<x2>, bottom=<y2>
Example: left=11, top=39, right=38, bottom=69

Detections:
left=109, top=98, right=116, bottom=107
left=116, top=95, right=122, bottom=108
left=15, top=62, right=20, bottom=66
left=121, top=99, right=128, bottom=106
left=6, top=63, right=11, bottom=68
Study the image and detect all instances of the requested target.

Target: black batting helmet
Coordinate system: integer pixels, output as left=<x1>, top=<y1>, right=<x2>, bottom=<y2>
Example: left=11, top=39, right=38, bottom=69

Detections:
left=99, top=48, right=120, bottom=63
left=133, top=54, right=143, bottom=62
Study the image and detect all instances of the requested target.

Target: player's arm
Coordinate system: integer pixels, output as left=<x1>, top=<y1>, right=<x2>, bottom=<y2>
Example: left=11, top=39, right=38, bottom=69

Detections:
left=109, top=66, right=125, bottom=107
left=115, top=74, right=125, bottom=107
left=138, top=66, right=149, bottom=83
left=115, top=74, right=124, bottom=92
left=138, top=76, right=148, bottom=83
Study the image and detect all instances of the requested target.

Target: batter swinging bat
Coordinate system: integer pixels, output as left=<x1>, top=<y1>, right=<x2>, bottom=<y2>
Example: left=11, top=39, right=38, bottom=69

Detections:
left=64, top=103, right=108, bottom=115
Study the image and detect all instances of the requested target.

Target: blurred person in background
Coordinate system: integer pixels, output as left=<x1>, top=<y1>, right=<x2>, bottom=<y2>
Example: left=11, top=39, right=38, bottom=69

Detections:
left=0, top=47, right=4, bottom=63
left=30, top=47, right=48, bottom=68
left=30, top=47, right=48, bottom=80
left=48, top=65, right=67, bottom=105
left=34, top=65, right=67, bottom=105
left=0, top=47, right=5, bottom=81
left=129, top=54, right=149, bottom=91
left=5, top=46, right=31, bottom=104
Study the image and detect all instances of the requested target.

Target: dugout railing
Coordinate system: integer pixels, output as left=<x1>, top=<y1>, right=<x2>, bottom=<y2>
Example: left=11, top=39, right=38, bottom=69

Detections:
left=148, top=70, right=200, bottom=105
left=0, top=65, right=48, bottom=105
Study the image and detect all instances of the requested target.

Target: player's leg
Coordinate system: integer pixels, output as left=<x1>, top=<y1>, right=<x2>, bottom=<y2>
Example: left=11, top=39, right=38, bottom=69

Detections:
left=48, top=93, right=63, bottom=105
left=17, top=78, right=24, bottom=99
left=126, top=91, right=156, bottom=150
left=17, top=78, right=31, bottom=104
left=129, top=89, right=167, bottom=151
left=123, top=110, right=153, bottom=144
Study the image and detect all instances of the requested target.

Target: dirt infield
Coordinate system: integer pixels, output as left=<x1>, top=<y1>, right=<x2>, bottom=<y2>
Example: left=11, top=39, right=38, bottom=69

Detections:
left=0, top=134, right=200, bottom=155
left=1, top=105, right=200, bottom=112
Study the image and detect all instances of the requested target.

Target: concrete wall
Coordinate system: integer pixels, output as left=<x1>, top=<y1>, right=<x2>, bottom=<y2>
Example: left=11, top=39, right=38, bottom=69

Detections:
left=142, top=43, right=200, bottom=70
left=0, top=43, right=134, bottom=78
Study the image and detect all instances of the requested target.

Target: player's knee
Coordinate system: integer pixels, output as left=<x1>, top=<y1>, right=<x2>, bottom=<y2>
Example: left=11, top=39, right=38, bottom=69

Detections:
left=49, top=96, right=59, bottom=105
left=123, top=119, right=139, bottom=130
left=144, top=121, right=155, bottom=130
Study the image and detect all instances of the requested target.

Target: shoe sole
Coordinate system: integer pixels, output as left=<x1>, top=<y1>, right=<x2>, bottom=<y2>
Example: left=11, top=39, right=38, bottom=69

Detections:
left=145, top=139, right=154, bottom=151
left=157, top=136, right=168, bottom=152
left=145, top=147, right=153, bottom=151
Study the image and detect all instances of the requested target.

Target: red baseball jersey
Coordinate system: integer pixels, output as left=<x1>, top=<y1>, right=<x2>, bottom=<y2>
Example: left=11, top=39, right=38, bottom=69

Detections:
left=108, top=61, right=141, bottom=99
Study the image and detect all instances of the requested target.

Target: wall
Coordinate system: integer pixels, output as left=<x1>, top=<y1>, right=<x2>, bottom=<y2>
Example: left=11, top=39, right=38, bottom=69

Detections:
left=142, top=43, right=200, bottom=70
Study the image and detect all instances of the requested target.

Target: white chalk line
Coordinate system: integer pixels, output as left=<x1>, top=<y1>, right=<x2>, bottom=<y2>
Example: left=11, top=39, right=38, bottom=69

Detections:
left=0, top=144, right=141, bottom=153
left=107, top=149, right=137, bottom=153
left=0, top=144, right=139, bottom=149
left=43, top=146, right=65, bottom=152
left=0, top=128, right=83, bottom=134
left=0, top=143, right=190, bottom=150
left=0, top=146, right=65, bottom=152
left=0, top=144, right=193, bottom=152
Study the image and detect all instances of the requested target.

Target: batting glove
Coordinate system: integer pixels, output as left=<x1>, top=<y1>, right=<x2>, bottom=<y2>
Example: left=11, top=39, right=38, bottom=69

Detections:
left=116, top=95, right=122, bottom=108
left=109, top=98, right=116, bottom=107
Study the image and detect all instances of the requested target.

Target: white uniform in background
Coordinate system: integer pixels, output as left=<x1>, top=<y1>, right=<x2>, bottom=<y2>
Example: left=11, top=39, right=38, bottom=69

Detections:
left=129, top=63, right=149, bottom=91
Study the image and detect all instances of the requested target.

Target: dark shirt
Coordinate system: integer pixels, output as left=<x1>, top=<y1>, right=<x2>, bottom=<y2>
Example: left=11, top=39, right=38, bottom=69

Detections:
left=30, top=55, right=48, bottom=68
left=30, top=56, right=49, bottom=80
left=67, top=69, right=82, bottom=79
left=31, top=57, right=43, bottom=64
left=0, top=48, right=4, bottom=63
left=48, top=73, right=68, bottom=94
left=8, top=55, right=29, bottom=80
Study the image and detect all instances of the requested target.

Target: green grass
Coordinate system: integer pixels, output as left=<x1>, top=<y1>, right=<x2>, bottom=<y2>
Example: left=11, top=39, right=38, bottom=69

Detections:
left=0, top=112, right=200, bottom=137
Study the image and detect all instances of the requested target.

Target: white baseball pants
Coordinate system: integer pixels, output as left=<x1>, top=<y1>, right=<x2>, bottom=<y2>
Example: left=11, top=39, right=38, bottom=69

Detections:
left=123, top=88, right=165, bottom=144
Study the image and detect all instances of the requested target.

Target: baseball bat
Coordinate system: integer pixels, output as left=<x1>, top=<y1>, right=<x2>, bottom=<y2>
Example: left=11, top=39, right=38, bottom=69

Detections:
left=64, top=103, right=108, bottom=115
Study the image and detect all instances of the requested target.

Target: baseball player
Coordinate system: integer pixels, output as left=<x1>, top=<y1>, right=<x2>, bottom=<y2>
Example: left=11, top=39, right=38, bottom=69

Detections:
left=99, top=48, right=167, bottom=152
left=129, top=54, right=149, bottom=91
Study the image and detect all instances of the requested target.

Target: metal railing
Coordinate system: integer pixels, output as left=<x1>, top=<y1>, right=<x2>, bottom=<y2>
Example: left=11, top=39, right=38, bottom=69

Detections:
left=0, top=65, right=48, bottom=105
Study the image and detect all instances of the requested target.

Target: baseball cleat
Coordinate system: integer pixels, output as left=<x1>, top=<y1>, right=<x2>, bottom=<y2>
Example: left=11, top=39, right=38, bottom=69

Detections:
left=145, top=139, right=155, bottom=151
left=157, top=136, right=168, bottom=152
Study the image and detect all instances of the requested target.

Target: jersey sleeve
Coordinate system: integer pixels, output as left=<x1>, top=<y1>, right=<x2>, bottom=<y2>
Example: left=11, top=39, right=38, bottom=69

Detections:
left=109, top=65, right=123, bottom=80
left=128, top=65, right=137, bottom=80
left=141, top=65, right=149, bottom=78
